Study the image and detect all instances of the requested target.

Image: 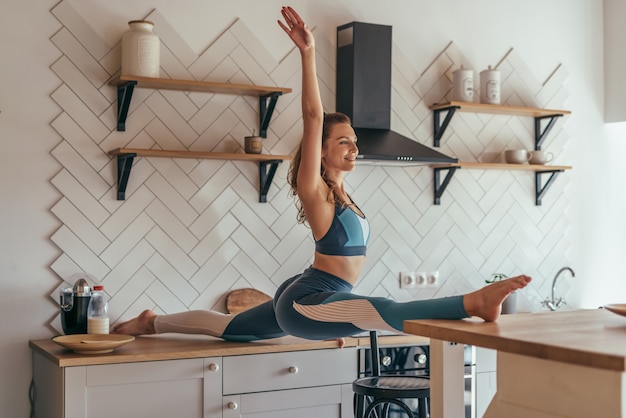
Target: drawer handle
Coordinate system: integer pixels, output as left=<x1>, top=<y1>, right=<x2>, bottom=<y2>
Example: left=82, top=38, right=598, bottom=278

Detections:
left=227, top=401, right=238, bottom=410
left=208, top=363, right=219, bottom=372
left=288, top=366, right=299, bottom=374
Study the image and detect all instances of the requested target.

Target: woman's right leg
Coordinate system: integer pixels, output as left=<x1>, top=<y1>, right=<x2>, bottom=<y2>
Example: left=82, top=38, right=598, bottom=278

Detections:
left=112, top=300, right=287, bottom=342
left=113, top=274, right=302, bottom=341
left=151, top=299, right=286, bottom=342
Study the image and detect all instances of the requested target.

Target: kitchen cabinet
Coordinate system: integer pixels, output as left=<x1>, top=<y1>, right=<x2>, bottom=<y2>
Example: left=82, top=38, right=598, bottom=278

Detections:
left=30, top=335, right=374, bottom=418
left=109, top=75, right=293, bottom=203
left=428, top=101, right=571, bottom=205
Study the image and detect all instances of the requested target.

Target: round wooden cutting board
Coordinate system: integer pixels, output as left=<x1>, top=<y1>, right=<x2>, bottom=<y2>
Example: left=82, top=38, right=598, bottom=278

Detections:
left=226, top=288, right=272, bottom=314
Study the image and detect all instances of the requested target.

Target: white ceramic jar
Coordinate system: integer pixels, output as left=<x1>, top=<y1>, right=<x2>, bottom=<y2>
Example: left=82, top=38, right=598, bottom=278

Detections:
left=121, top=20, right=160, bottom=78
left=452, top=66, right=474, bottom=102
left=480, top=66, right=501, bottom=104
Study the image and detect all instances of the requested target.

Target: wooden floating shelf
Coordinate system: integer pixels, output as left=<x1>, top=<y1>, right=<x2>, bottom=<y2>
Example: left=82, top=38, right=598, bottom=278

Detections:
left=430, top=162, right=572, bottom=206
left=429, top=102, right=571, bottom=149
left=429, top=101, right=571, bottom=118
left=430, top=162, right=572, bottom=171
left=111, top=75, right=293, bottom=96
left=108, top=148, right=292, bottom=202
left=108, top=148, right=292, bottom=162
left=111, top=76, right=291, bottom=135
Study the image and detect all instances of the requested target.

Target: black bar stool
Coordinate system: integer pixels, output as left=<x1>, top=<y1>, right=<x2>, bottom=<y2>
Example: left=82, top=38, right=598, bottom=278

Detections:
left=353, top=331, right=430, bottom=417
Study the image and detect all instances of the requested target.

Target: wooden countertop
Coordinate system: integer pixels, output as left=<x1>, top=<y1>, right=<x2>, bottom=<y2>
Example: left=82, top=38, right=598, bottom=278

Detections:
left=404, top=308, right=626, bottom=371
left=30, top=333, right=428, bottom=367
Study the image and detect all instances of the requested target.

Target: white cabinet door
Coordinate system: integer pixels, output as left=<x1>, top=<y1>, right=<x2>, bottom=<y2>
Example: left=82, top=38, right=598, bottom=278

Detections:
left=222, top=384, right=353, bottom=418
left=204, top=358, right=223, bottom=418
left=474, top=347, right=497, bottom=418
left=65, top=358, right=206, bottom=418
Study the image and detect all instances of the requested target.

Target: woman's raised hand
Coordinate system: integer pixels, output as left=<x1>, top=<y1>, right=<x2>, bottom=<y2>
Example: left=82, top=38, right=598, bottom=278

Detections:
left=278, top=6, right=314, bottom=52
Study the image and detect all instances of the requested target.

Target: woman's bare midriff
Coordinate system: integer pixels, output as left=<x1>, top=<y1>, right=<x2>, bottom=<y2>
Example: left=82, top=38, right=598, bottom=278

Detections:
left=311, top=252, right=365, bottom=285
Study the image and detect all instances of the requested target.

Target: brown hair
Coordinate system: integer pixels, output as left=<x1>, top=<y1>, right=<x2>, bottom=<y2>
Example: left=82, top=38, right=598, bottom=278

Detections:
left=287, top=112, right=352, bottom=224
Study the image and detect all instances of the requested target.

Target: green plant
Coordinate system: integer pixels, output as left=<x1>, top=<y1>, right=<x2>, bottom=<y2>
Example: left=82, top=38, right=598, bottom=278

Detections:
left=485, top=273, right=508, bottom=284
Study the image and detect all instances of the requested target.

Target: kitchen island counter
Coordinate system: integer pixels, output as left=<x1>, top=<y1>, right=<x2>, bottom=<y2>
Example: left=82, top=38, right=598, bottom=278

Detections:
left=404, top=308, right=626, bottom=418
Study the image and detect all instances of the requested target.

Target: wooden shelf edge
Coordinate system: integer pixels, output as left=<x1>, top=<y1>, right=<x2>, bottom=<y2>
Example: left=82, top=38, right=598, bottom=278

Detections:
left=430, top=162, right=572, bottom=171
left=108, top=148, right=292, bottom=162
left=110, top=75, right=292, bottom=96
left=429, top=101, right=571, bottom=117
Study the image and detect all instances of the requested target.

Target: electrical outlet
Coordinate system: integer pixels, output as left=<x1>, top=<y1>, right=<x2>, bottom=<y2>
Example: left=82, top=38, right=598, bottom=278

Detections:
left=415, top=272, right=427, bottom=286
left=426, top=271, right=440, bottom=287
left=401, top=271, right=439, bottom=288
left=399, top=272, right=417, bottom=289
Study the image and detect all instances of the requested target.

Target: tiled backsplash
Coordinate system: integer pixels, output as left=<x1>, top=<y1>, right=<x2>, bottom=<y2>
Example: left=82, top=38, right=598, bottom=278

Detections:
left=47, top=1, right=571, bottom=332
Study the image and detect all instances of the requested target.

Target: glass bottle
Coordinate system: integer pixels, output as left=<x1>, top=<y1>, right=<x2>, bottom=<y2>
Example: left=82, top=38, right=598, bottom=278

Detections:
left=87, top=285, right=110, bottom=334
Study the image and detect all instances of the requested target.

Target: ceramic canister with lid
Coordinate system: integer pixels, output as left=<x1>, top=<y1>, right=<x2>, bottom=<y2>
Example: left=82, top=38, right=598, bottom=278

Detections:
left=121, top=20, right=160, bottom=78
left=480, top=65, right=501, bottom=104
left=452, top=66, right=474, bottom=102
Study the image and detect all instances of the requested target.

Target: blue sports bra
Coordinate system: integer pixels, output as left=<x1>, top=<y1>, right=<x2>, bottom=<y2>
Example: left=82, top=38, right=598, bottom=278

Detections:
left=315, top=202, right=370, bottom=256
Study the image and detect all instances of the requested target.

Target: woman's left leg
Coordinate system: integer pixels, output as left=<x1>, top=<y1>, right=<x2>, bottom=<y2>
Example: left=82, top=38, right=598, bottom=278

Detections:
left=275, top=267, right=530, bottom=340
left=275, top=267, right=468, bottom=340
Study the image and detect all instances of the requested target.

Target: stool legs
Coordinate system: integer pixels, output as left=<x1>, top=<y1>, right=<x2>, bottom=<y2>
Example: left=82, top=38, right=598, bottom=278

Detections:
left=355, top=397, right=428, bottom=418
left=364, top=398, right=415, bottom=417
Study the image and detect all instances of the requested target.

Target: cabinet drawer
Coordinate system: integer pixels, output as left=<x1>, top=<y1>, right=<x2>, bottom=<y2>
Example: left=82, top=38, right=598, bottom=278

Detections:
left=223, top=348, right=357, bottom=394
left=223, top=384, right=352, bottom=418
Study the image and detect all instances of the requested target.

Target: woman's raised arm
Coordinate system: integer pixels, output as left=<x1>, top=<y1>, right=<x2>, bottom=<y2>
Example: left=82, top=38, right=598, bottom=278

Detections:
left=278, top=7, right=324, bottom=200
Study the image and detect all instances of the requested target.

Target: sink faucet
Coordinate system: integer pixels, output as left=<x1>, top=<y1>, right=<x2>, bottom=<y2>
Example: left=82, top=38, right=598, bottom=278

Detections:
left=542, top=266, right=575, bottom=311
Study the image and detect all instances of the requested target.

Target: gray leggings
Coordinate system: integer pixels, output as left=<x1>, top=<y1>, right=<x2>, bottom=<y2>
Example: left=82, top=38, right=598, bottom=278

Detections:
left=154, top=267, right=468, bottom=341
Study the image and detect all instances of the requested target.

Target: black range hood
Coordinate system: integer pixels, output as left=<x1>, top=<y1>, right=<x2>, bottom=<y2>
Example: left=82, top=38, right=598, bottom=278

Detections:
left=336, top=22, right=457, bottom=164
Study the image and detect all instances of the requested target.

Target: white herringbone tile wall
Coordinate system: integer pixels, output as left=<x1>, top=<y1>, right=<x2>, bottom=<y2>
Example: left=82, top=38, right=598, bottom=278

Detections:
left=47, top=2, right=571, bottom=332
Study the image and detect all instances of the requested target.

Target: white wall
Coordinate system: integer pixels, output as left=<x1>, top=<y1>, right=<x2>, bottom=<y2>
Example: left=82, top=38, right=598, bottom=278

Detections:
left=3, top=1, right=622, bottom=417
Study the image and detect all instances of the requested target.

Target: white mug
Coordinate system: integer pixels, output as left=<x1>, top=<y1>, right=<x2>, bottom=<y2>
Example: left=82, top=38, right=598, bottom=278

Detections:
left=504, top=149, right=530, bottom=164
left=529, top=150, right=554, bottom=165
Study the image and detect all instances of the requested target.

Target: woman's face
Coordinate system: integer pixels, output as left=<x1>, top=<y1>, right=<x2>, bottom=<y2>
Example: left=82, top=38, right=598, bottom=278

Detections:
left=322, top=123, right=358, bottom=173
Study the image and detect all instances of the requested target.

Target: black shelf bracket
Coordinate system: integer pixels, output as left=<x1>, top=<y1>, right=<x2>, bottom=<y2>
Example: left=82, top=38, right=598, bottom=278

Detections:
left=116, top=81, right=137, bottom=131
left=113, top=153, right=283, bottom=203
left=534, top=114, right=563, bottom=150
left=259, top=92, right=283, bottom=138
left=259, top=160, right=282, bottom=203
left=433, top=166, right=459, bottom=205
left=433, top=105, right=460, bottom=147
left=535, top=169, right=564, bottom=206
left=114, top=153, right=137, bottom=200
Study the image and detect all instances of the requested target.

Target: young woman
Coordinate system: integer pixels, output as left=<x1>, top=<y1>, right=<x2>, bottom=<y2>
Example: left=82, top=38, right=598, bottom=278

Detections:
left=112, top=7, right=531, bottom=340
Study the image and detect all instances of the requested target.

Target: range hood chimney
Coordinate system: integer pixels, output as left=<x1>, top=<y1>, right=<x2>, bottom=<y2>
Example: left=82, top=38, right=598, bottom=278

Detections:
left=336, top=22, right=457, bottom=164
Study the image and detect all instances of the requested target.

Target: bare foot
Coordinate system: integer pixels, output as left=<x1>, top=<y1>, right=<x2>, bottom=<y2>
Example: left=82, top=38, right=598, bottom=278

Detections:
left=463, top=275, right=531, bottom=322
left=111, top=309, right=157, bottom=335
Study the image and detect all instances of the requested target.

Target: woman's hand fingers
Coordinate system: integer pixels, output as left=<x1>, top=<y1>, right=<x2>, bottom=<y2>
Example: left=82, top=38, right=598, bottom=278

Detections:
left=278, top=7, right=314, bottom=50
